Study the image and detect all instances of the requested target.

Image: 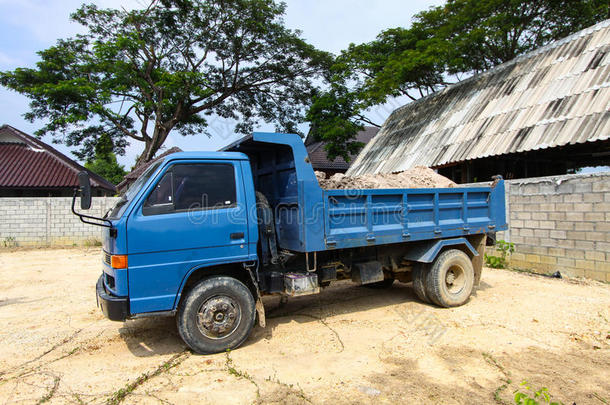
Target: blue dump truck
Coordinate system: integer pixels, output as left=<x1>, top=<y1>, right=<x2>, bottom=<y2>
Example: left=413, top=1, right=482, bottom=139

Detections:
left=72, top=132, right=507, bottom=354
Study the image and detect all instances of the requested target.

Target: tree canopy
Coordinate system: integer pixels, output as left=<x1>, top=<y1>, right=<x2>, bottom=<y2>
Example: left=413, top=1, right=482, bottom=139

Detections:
left=308, top=0, right=609, bottom=161
left=1, top=0, right=330, bottom=166
left=84, top=133, right=126, bottom=185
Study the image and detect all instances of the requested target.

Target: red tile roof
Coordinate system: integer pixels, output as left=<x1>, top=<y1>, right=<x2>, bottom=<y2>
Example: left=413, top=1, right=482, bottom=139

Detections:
left=305, top=126, right=379, bottom=171
left=0, top=125, right=116, bottom=191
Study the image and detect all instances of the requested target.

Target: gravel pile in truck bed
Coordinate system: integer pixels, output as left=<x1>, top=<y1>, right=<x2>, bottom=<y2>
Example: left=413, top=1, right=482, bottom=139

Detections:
left=316, top=166, right=456, bottom=189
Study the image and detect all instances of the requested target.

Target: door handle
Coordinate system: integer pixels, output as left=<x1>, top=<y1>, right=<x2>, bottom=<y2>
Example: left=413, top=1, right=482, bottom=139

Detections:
left=230, top=232, right=244, bottom=240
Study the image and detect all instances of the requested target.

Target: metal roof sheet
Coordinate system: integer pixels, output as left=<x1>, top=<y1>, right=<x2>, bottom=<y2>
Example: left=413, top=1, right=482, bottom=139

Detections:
left=0, top=125, right=116, bottom=191
left=348, top=19, right=610, bottom=176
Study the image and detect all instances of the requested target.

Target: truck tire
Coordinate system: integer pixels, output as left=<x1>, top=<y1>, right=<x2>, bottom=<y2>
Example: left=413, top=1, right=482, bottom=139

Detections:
left=176, top=276, right=256, bottom=354
left=424, top=249, right=474, bottom=308
left=412, top=263, right=430, bottom=304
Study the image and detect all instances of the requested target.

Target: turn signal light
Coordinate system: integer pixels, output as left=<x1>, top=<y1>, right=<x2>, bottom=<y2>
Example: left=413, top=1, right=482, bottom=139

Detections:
left=111, top=255, right=128, bottom=269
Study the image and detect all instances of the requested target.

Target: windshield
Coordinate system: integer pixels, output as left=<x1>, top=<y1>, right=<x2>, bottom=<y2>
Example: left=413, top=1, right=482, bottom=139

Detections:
left=106, top=160, right=163, bottom=219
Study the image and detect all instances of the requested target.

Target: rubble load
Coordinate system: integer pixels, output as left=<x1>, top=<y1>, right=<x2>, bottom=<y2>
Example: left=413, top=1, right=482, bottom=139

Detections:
left=316, top=166, right=456, bottom=189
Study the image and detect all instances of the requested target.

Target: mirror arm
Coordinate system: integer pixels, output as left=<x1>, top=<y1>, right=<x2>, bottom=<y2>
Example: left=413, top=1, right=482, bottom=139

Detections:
left=71, top=188, right=114, bottom=229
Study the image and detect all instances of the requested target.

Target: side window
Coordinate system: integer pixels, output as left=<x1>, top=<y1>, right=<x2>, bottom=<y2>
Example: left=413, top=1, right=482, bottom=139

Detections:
left=143, top=163, right=237, bottom=216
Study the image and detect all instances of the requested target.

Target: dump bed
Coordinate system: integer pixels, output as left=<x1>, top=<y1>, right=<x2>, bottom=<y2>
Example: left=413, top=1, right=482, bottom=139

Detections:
left=322, top=184, right=506, bottom=250
left=223, top=133, right=507, bottom=253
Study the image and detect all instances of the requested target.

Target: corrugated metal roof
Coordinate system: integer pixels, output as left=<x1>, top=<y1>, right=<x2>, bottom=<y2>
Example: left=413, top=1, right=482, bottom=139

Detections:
left=348, top=19, right=610, bottom=176
left=0, top=125, right=116, bottom=191
left=305, top=126, right=379, bottom=170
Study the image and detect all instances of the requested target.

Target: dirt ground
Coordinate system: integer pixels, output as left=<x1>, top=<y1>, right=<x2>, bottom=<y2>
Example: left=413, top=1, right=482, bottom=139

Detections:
left=0, top=248, right=608, bottom=405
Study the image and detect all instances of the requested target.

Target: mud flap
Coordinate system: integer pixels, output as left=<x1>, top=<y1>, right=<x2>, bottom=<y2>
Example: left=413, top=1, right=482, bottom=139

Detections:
left=243, top=262, right=266, bottom=328
left=256, top=298, right=266, bottom=328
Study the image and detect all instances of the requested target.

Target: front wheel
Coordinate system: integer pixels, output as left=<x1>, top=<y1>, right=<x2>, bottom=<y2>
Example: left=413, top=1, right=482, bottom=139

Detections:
left=424, top=249, right=474, bottom=308
left=177, top=276, right=255, bottom=354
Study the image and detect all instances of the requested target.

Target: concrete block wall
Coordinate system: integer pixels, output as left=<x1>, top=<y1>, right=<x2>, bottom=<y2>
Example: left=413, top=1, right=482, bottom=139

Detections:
left=500, top=172, right=610, bottom=282
left=0, top=197, right=120, bottom=247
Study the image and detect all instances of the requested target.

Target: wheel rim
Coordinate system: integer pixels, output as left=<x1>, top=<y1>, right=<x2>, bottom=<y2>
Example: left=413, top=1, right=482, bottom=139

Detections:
left=445, top=264, right=466, bottom=294
left=196, top=295, right=241, bottom=340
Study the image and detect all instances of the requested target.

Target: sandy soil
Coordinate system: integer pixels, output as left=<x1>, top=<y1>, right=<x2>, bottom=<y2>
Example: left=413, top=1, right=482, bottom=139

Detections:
left=0, top=248, right=608, bottom=404
left=317, top=166, right=456, bottom=189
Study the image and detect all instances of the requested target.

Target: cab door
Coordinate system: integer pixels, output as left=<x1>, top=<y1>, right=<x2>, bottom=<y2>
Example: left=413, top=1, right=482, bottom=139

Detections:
left=126, top=160, right=249, bottom=314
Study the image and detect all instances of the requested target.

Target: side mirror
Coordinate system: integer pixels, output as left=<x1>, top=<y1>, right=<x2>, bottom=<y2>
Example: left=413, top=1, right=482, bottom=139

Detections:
left=78, top=171, right=92, bottom=210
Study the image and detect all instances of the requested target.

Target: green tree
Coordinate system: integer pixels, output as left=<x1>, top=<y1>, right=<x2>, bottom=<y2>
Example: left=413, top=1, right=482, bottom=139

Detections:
left=84, top=133, right=126, bottom=185
left=1, top=0, right=330, bottom=166
left=308, top=0, right=609, bottom=161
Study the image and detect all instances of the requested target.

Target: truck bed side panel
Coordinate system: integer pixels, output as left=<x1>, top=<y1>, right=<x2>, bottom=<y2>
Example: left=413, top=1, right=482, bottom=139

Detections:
left=323, top=182, right=506, bottom=250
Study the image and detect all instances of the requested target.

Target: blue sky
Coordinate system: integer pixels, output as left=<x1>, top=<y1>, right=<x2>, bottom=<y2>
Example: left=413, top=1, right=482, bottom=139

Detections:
left=0, top=0, right=443, bottom=168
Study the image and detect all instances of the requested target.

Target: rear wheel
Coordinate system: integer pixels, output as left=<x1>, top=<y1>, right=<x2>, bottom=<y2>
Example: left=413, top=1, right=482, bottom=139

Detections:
left=177, top=276, right=255, bottom=354
left=412, top=263, right=430, bottom=304
left=424, top=250, right=474, bottom=308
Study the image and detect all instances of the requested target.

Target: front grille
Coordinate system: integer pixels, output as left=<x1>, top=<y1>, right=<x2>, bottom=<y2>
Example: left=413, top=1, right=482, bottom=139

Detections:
left=103, top=252, right=111, bottom=265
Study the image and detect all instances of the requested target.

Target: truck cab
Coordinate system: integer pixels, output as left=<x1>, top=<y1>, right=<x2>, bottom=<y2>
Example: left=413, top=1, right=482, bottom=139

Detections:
left=75, top=132, right=506, bottom=354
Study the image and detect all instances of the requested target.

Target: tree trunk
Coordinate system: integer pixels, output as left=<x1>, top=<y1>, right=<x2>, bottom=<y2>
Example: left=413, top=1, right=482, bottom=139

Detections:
left=134, top=124, right=173, bottom=167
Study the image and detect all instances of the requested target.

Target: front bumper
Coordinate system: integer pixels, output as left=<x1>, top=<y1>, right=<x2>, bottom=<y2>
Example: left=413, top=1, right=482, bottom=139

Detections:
left=96, top=275, right=129, bottom=321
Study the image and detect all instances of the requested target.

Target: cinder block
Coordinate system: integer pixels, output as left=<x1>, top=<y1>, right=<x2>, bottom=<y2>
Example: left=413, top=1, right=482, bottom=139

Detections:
left=567, top=231, right=586, bottom=240
left=511, top=219, right=524, bottom=228
left=566, top=212, right=584, bottom=221
left=594, top=202, right=610, bottom=211
left=527, top=203, right=541, bottom=211
left=512, top=252, right=526, bottom=261
left=595, top=222, right=610, bottom=232
left=574, top=183, right=592, bottom=193
left=540, top=255, right=557, bottom=265
left=575, top=260, right=595, bottom=270
left=575, top=240, right=595, bottom=250
left=585, top=231, right=606, bottom=241
left=585, top=251, right=605, bottom=261
left=511, top=235, right=525, bottom=244
left=532, top=212, right=548, bottom=220
left=539, top=238, right=559, bottom=247
left=530, top=196, right=546, bottom=203
left=573, top=203, right=593, bottom=212
left=574, top=222, right=591, bottom=231
left=555, top=203, right=573, bottom=211
left=597, top=242, right=610, bottom=252
left=548, top=247, right=565, bottom=256
left=525, top=254, right=541, bottom=263
left=511, top=203, right=524, bottom=211
left=557, top=183, right=574, bottom=194
left=583, top=193, right=603, bottom=203
left=523, top=184, right=540, bottom=195
left=534, top=229, right=549, bottom=238
left=549, top=230, right=567, bottom=239
left=563, top=194, right=583, bottom=203
left=538, top=221, right=554, bottom=229
left=520, top=228, right=534, bottom=237
left=592, top=181, right=610, bottom=192
left=516, top=212, right=532, bottom=220
left=565, top=249, right=585, bottom=259
left=584, top=212, right=605, bottom=221
left=557, top=257, right=575, bottom=268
